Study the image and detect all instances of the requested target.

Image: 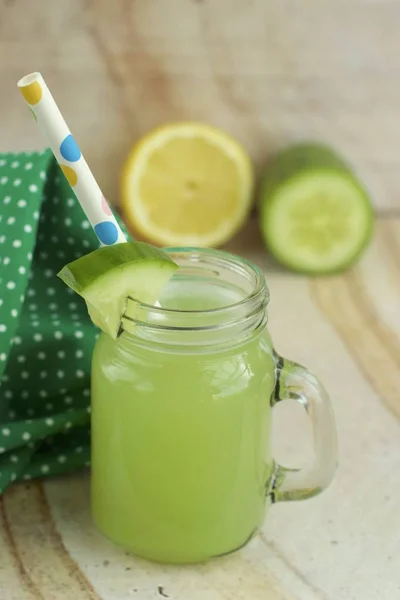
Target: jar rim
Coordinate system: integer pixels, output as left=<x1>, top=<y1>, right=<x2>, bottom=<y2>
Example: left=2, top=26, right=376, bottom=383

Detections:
left=127, top=247, right=268, bottom=313
left=120, top=247, right=269, bottom=344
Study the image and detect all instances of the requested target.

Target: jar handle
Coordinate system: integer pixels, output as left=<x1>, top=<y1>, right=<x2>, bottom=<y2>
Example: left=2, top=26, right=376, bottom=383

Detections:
left=269, top=354, right=338, bottom=503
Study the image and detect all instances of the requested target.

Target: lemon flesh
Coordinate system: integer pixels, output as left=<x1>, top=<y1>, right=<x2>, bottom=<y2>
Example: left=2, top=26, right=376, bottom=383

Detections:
left=121, top=123, right=253, bottom=247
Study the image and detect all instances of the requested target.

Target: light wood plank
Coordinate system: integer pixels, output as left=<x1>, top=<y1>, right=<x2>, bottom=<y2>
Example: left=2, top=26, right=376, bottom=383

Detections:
left=1, top=0, right=400, bottom=207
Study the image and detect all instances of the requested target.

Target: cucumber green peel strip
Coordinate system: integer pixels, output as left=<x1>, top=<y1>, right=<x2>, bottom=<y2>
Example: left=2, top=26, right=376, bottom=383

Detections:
left=58, top=241, right=178, bottom=339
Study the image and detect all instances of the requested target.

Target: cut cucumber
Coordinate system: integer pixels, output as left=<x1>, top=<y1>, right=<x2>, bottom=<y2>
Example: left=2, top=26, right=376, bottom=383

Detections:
left=58, top=242, right=178, bottom=338
left=259, top=143, right=374, bottom=274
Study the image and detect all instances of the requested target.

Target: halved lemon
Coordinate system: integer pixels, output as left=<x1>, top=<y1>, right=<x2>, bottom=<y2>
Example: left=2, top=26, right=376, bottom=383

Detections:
left=121, top=123, right=254, bottom=247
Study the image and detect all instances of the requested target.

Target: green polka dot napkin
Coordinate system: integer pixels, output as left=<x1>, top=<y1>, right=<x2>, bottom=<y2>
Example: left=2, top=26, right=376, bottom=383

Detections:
left=0, top=149, right=126, bottom=493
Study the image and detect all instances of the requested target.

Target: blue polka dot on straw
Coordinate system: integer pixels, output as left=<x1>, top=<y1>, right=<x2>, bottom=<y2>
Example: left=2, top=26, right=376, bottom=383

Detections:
left=60, top=134, right=81, bottom=162
left=94, top=221, right=119, bottom=245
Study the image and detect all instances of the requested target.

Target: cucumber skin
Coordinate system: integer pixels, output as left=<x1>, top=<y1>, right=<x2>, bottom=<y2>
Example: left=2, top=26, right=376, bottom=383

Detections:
left=260, top=143, right=350, bottom=200
left=259, top=143, right=375, bottom=275
left=58, top=241, right=177, bottom=293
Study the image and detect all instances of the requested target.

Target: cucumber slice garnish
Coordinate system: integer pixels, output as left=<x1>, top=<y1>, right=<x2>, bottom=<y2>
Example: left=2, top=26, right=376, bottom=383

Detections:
left=260, top=143, right=374, bottom=274
left=58, top=241, right=178, bottom=338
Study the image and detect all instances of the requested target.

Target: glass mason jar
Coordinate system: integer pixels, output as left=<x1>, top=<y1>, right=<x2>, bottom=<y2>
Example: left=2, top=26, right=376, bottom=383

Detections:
left=91, top=248, right=337, bottom=564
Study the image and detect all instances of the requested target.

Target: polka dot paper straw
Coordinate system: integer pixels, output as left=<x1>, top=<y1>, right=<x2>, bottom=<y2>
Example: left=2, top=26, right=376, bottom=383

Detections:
left=17, top=72, right=126, bottom=246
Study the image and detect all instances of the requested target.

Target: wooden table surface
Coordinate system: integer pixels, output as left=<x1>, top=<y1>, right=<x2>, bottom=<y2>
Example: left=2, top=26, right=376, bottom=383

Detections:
left=1, top=1, right=400, bottom=598
left=1, top=219, right=400, bottom=600
left=2, top=0, right=400, bottom=212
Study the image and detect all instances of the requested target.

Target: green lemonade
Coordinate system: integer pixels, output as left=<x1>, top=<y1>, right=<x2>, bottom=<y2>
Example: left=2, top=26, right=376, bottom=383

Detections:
left=91, top=270, right=275, bottom=563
